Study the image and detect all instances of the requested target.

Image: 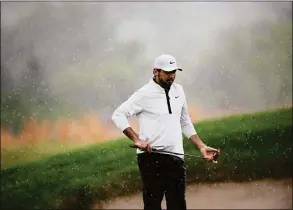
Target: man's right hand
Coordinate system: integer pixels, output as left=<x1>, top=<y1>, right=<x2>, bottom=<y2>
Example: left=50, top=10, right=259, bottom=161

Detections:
left=123, top=127, right=151, bottom=152
left=134, top=139, right=152, bottom=153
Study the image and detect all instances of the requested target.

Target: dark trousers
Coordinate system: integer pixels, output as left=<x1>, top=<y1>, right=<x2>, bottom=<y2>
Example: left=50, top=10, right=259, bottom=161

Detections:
left=137, top=152, right=187, bottom=210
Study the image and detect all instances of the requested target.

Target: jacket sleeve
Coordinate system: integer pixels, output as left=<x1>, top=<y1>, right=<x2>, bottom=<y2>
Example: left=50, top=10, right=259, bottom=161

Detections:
left=180, top=88, right=197, bottom=139
left=111, top=90, right=144, bottom=132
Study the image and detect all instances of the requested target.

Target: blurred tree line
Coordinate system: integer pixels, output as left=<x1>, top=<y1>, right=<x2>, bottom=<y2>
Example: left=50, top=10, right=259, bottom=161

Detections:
left=192, top=11, right=292, bottom=111
left=1, top=3, right=146, bottom=134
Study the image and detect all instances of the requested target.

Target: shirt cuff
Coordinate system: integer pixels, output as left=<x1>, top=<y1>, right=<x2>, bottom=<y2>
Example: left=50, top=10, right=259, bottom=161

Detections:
left=182, top=124, right=197, bottom=139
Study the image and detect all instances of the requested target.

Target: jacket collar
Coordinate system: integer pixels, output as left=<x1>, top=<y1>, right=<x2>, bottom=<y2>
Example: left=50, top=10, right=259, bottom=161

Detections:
left=149, top=78, right=172, bottom=93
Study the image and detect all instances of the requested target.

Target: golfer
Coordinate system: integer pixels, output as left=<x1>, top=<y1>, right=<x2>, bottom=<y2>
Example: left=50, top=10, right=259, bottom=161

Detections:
left=111, top=54, right=220, bottom=210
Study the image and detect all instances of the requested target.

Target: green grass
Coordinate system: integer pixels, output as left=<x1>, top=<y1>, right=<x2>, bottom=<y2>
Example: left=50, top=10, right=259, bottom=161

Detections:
left=1, top=107, right=292, bottom=209
left=1, top=141, right=97, bottom=169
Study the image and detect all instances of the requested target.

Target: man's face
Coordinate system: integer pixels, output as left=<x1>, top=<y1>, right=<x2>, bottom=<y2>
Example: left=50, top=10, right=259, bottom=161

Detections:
left=154, top=69, right=177, bottom=89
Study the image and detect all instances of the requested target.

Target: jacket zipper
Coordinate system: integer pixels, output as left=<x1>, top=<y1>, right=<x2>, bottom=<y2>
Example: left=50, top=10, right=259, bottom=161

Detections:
left=164, top=89, right=172, bottom=114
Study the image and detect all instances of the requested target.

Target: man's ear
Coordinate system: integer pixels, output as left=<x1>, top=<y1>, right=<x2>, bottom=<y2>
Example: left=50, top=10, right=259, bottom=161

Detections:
left=153, top=68, right=159, bottom=76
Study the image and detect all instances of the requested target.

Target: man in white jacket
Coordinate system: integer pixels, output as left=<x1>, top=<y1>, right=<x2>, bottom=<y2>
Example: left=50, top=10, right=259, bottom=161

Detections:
left=111, top=54, right=220, bottom=210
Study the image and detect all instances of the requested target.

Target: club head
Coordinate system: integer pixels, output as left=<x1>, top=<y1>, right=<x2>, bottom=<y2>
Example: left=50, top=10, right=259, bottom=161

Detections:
left=211, top=148, right=220, bottom=163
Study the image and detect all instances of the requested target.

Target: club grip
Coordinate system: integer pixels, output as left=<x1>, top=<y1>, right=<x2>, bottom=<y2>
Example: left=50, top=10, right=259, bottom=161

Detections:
left=129, top=144, right=153, bottom=153
left=129, top=144, right=138, bottom=148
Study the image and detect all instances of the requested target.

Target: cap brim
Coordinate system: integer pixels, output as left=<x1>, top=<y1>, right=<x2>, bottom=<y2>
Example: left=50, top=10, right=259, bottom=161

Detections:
left=162, top=67, right=183, bottom=72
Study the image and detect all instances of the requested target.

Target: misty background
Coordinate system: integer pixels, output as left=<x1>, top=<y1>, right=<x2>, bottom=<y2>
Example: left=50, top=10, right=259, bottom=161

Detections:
left=1, top=2, right=292, bottom=134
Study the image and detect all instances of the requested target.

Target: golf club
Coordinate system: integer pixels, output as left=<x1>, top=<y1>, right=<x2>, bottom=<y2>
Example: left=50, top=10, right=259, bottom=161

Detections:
left=129, top=144, right=220, bottom=163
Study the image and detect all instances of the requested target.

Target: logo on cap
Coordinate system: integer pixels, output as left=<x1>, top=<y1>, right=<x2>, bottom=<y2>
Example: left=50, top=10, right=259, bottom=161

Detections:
left=170, top=61, right=175, bottom=64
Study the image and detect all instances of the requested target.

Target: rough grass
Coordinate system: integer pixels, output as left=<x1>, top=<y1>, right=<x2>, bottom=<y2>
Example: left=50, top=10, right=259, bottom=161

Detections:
left=1, top=107, right=292, bottom=210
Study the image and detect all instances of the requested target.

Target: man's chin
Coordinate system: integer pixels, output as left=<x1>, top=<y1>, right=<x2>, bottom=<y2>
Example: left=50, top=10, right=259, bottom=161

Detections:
left=158, top=78, right=173, bottom=89
left=164, top=82, right=173, bottom=90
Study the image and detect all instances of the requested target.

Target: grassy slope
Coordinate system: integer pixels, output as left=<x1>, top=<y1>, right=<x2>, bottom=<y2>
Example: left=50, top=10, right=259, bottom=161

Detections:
left=1, top=141, right=98, bottom=169
left=1, top=107, right=292, bottom=209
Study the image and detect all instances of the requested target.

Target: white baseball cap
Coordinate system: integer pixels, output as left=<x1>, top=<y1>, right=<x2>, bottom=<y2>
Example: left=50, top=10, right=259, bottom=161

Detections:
left=153, top=54, right=183, bottom=72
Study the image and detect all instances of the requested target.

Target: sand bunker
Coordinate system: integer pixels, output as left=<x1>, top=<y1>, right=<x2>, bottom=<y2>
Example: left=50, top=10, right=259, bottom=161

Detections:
left=95, top=179, right=292, bottom=209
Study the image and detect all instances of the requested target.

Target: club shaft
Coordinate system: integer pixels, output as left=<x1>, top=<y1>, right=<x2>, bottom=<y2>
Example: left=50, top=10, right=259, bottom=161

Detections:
left=152, top=148, right=203, bottom=158
left=129, top=144, right=204, bottom=159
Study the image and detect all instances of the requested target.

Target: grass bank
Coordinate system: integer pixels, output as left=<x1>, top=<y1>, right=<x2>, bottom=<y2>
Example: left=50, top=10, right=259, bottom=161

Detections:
left=1, top=141, right=100, bottom=169
left=1, top=107, right=292, bottom=209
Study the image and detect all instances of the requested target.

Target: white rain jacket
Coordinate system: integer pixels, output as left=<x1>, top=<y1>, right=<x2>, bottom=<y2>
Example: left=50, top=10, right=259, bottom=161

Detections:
left=111, top=79, right=197, bottom=158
